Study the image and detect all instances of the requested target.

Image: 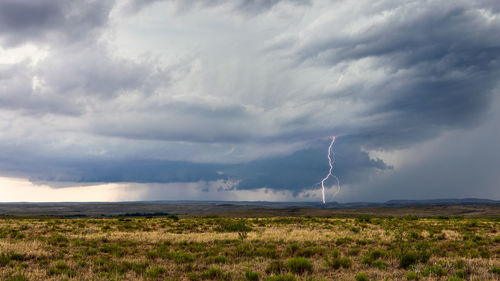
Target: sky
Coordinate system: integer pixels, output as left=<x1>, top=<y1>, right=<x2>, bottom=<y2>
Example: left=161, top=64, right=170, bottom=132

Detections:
left=0, top=0, right=499, bottom=202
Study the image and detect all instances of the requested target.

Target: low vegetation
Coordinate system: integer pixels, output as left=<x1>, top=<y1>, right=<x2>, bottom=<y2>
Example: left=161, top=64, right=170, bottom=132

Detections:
left=0, top=215, right=498, bottom=280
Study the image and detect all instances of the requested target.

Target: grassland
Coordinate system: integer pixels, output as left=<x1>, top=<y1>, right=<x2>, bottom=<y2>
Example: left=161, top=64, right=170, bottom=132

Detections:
left=0, top=214, right=499, bottom=280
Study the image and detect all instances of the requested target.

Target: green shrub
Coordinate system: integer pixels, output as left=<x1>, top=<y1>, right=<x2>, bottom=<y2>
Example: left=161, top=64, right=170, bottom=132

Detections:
left=403, top=215, right=419, bottom=221
left=76, top=260, right=87, bottom=267
left=213, top=255, right=227, bottom=264
left=0, top=251, right=25, bottom=267
left=118, top=261, right=149, bottom=275
left=99, top=243, right=125, bottom=257
left=0, top=253, right=12, bottom=267
left=169, top=251, right=195, bottom=264
left=422, top=265, right=447, bottom=277
left=454, top=260, right=466, bottom=269
left=340, top=257, right=352, bottom=268
left=331, top=249, right=340, bottom=258
left=371, top=260, right=387, bottom=270
left=368, top=249, right=387, bottom=260
left=296, top=247, right=324, bottom=257
left=455, top=269, right=466, bottom=278
left=327, top=256, right=341, bottom=270
left=447, top=277, right=463, bottom=281
left=355, top=215, right=371, bottom=223
left=284, top=243, right=299, bottom=256
left=200, top=266, right=230, bottom=280
left=265, top=274, right=297, bottom=281
left=354, top=273, right=369, bottom=281
left=406, top=272, right=420, bottom=280
left=132, top=261, right=149, bottom=274
left=47, top=234, right=69, bottom=247
left=9, top=253, right=24, bottom=261
left=480, top=249, right=490, bottom=258
left=244, top=270, right=260, bottom=281
left=146, top=266, right=166, bottom=279
left=336, top=237, right=353, bottom=245
left=47, top=261, right=75, bottom=277
left=6, top=275, right=27, bottom=281
left=399, top=251, right=419, bottom=269
left=286, top=257, right=313, bottom=274
left=167, top=214, right=180, bottom=221
left=215, top=220, right=252, bottom=233
left=347, top=248, right=361, bottom=256
left=489, top=266, right=500, bottom=274
left=266, top=260, right=285, bottom=275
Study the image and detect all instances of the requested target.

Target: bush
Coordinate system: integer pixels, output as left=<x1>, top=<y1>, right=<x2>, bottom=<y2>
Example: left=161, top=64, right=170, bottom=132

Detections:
left=331, top=249, right=340, bottom=258
left=0, top=251, right=25, bottom=266
left=454, top=260, right=466, bottom=269
left=340, top=257, right=352, bottom=268
left=399, top=252, right=419, bottom=269
left=47, top=261, right=75, bottom=277
left=347, top=248, right=361, bottom=256
left=336, top=237, right=353, bottom=245
left=355, top=215, right=372, bottom=223
left=326, top=255, right=352, bottom=270
left=213, top=255, right=227, bottom=264
left=455, top=269, right=466, bottom=278
left=244, top=270, right=260, bottom=281
left=201, top=266, right=230, bottom=280
left=266, top=260, right=285, bottom=275
left=355, top=273, right=369, bottom=281
left=0, top=253, right=12, bottom=267
left=6, top=275, right=27, bottom=281
left=145, top=266, right=166, bottom=279
left=489, top=266, right=500, bottom=275
left=215, top=220, right=252, bottom=233
left=265, top=274, right=297, bottom=281
left=406, top=272, right=420, bottom=280
left=371, top=260, right=387, bottom=270
left=422, top=265, right=447, bottom=277
left=286, top=257, right=313, bottom=275
left=172, top=251, right=195, bottom=263
left=284, top=243, right=299, bottom=256
left=167, top=214, right=180, bottom=221
left=447, top=277, right=463, bottom=281
left=296, top=247, right=324, bottom=257
left=368, top=249, right=387, bottom=260
left=47, top=234, right=69, bottom=247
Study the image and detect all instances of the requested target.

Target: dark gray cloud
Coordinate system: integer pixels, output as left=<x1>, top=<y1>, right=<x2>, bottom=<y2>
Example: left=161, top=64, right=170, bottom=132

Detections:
left=0, top=0, right=499, bottom=201
left=342, top=98, right=500, bottom=202
left=0, top=0, right=115, bottom=47
left=0, top=62, right=81, bottom=115
left=124, top=0, right=309, bottom=15
left=278, top=1, right=500, bottom=150
left=1, top=138, right=388, bottom=194
left=0, top=44, right=171, bottom=116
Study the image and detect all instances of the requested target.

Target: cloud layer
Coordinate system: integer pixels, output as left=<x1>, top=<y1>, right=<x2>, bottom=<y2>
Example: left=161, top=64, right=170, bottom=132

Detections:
left=0, top=0, right=499, bottom=201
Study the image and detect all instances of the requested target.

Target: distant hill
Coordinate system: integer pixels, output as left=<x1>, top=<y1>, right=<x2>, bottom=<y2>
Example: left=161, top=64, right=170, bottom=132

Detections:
left=0, top=198, right=498, bottom=217
left=384, top=198, right=500, bottom=206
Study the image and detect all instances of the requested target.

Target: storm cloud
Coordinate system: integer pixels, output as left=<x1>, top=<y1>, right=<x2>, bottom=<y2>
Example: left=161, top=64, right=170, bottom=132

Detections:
left=0, top=0, right=114, bottom=47
left=0, top=0, right=499, bottom=201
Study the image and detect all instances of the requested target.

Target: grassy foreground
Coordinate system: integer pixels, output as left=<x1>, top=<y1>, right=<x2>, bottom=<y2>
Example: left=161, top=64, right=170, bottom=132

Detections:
left=0, top=215, right=499, bottom=280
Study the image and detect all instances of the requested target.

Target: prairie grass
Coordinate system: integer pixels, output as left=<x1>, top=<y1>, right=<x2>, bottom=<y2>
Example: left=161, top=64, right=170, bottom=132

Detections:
left=0, top=216, right=498, bottom=280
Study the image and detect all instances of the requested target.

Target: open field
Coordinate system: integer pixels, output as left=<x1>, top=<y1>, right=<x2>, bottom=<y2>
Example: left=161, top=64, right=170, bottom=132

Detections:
left=0, top=213, right=499, bottom=280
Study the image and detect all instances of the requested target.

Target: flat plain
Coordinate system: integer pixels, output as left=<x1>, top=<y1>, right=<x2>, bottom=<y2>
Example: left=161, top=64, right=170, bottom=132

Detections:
left=0, top=204, right=499, bottom=280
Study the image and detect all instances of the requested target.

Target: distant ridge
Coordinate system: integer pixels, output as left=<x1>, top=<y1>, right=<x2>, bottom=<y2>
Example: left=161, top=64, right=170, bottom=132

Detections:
left=0, top=198, right=499, bottom=217
left=1, top=198, right=499, bottom=208
left=384, top=198, right=500, bottom=206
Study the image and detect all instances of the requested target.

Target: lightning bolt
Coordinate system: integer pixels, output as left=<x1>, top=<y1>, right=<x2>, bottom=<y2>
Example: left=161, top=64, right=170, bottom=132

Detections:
left=320, top=136, right=340, bottom=205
